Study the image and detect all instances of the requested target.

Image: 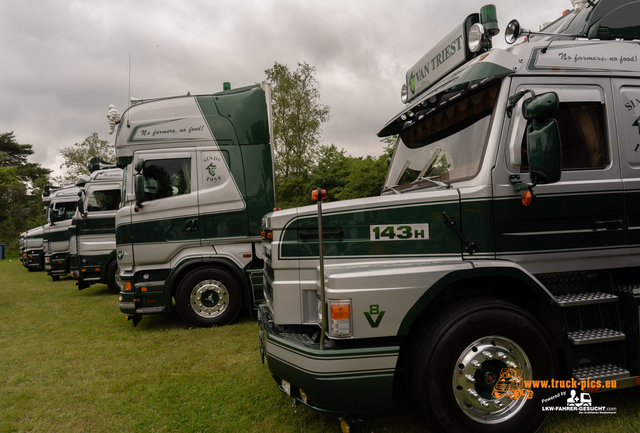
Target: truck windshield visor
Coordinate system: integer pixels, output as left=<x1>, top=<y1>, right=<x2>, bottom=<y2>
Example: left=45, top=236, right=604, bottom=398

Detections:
left=385, top=82, right=499, bottom=192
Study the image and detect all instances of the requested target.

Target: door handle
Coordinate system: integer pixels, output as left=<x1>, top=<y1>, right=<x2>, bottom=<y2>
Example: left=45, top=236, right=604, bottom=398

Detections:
left=595, top=219, right=623, bottom=230
left=299, top=231, right=344, bottom=240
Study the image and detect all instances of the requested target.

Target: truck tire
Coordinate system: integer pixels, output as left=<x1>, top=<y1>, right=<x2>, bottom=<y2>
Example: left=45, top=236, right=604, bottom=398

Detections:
left=106, top=260, right=119, bottom=294
left=175, top=268, right=243, bottom=328
left=408, top=298, right=556, bottom=433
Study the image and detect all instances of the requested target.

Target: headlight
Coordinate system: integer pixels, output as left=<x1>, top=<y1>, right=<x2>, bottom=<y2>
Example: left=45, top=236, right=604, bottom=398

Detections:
left=468, top=23, right=486, bottom=53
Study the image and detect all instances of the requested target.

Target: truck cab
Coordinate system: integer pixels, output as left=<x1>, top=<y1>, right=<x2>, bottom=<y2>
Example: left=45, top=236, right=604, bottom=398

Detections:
left=24, top=225, right=45, bottom=272
left=18, top=232, right=26, bottom=267
left=259, top=2, right=640, bottom=432
left=43, top=184, right=81, bottom=280
left=113, top=82, right=275, bottom=327
left=69, top=161, right=123, bottom=293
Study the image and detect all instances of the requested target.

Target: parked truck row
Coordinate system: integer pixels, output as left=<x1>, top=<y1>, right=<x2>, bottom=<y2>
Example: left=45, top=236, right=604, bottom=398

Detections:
left=15, top=2, right=640, bottom=432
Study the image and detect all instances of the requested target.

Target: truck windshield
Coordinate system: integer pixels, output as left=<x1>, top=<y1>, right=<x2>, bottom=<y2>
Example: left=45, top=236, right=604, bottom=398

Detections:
left=384, top=82, right=499, bottom=192
left=52, top=201, right=77, bottom=223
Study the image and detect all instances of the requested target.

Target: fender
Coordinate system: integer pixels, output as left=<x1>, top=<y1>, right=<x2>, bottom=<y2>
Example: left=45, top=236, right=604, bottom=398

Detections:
left=397, top=259, right=562, bottom=336
left=164, top=256, right=251, bottom=311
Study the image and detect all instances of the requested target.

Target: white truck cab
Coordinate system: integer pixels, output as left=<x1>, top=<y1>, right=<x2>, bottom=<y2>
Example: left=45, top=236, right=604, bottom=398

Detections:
left=113, top=82, right=275, bottom=327
left=43, top=183, right=81, bottom=280
left=259, top=2, right=640, bottom=432
left=69, top=159, right=123, bottom=293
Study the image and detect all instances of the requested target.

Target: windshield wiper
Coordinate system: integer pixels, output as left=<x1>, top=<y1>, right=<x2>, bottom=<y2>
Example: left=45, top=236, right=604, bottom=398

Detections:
left=411, top=175, right=451, bottom=189
left=382, top=185, right=401, bottom=194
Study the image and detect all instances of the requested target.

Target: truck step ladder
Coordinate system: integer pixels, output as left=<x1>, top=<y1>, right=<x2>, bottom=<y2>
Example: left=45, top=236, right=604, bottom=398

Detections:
left=539, top=272, right=632, bottom=383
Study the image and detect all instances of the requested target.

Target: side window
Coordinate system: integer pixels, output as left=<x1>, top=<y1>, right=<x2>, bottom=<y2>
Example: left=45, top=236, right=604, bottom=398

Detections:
left=521, top=101, right=608, bottom=171
left=142, top=158, right=191, bottom=202
left=87, top=190, right=121, bottom=212
left=53, top=202, right=77, bottom=222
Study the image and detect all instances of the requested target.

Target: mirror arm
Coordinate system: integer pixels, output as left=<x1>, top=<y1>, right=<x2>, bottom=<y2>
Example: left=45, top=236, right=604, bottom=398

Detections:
left=507, top=89, right=535, bottom=118
left=510, top=174, right=538, bottom=193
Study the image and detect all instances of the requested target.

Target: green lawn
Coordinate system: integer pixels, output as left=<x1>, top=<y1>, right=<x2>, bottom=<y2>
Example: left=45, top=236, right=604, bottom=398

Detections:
left=1, top=254, right=638, bottom=432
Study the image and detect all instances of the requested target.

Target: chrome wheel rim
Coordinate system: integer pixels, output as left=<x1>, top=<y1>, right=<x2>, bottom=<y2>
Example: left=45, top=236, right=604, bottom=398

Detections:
left=453, top=335, right=532, bottom=424
left=190, top=279, right=229, bottom=318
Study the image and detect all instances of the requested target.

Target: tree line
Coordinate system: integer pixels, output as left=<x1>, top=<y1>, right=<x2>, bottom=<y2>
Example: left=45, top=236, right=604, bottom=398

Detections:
left=0, top=62, right=393, bottom=249
left=266, top=61, right=393, bottom=208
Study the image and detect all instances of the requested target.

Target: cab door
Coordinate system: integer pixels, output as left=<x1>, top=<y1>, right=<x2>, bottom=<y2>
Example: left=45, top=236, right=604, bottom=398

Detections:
left=130, top=150, right=199, bottom=266
left=613, top=78, right=640, bottom=266
left=197, top=146, right=248, bottom=242
left=493, top=77, right=625, bottom=274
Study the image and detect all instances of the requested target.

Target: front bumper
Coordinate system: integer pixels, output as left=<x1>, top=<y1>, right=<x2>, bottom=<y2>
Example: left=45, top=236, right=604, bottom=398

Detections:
left=258, top=304, right=399, bottom=415
left=49, top=252, right=70, bottom=276
left=27, top=250, right=44, bottom=271
left=118, top=270, right=167, bottom=315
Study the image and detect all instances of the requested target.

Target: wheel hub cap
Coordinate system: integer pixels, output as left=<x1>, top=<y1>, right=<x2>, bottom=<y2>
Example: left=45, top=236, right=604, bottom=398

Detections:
left=190, top=279, right=229, bottom=318
left=453, top=336, right=532, bottom=424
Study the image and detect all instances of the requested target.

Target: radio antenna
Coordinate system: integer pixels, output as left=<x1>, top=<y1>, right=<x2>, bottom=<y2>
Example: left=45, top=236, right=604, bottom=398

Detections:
left=128, top=54, right=132, bottom=107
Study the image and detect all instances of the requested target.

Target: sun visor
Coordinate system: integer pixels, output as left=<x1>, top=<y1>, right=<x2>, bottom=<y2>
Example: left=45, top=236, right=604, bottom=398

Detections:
left=378, top=49, right=518, bottom=137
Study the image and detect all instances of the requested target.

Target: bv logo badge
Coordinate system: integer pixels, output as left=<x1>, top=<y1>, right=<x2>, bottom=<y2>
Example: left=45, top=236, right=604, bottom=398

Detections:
left=117, top=250, right=124, bottom=260
left=364, top=304, right=385, bottom=328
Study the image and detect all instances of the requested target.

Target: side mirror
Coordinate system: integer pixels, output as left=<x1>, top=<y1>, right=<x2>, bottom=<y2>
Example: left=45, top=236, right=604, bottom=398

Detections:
left=510, top=91, right=562, bottom=206
left=523, top=92, right=559, bottom=120
left=527, top=118, right=561, bottom=185
left=134, top=173, right=146, bottom=209
left=135, top=158, right=144, bottom=173
left=133, top=159, right=145, bottom=211
left=524, top=92, right=561, bottom=185
left=77, top=191, right=87, bottom=219
left=48, top=203, right=55, bottom=224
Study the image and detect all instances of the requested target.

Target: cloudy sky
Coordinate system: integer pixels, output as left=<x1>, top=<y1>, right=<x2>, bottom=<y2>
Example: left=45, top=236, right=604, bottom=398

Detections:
left=1, top=0, right=569, bottom=178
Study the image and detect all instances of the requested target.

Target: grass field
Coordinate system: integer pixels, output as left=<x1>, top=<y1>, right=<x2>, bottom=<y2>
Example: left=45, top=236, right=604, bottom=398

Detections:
left=1, top=253, right=639, bottom=432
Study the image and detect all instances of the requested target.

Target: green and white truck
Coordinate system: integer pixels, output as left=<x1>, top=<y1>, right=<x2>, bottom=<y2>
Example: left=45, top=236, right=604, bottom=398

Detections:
left=259, top=1, right=640, bottom=432
left=43, top=183, right=81, bottom=281
left=69, top=159, right=123, bottom=293
left=113, top=82, right=275, bottom=327
left=24, top=225, right=45, bottom=272
left=19, top=232, right=26, bottom=267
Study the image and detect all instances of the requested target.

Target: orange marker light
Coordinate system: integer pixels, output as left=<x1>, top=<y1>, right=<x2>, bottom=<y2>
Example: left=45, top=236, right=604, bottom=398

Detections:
left=124, top=282, right=132, bottom=291
left=331, top=304, right=350, bottom=320
left=521, top=190, right=534, bottom=207
left=312, top=189, right=327, bottom=200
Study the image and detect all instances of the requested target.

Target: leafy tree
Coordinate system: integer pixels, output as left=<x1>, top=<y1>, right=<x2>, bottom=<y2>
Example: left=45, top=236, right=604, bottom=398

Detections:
left=276, top=139, right=396, bottom=209
left=0, top=132, right=51, bottom=249
left=334, top=136, right=396, bottom=201
left=0, top=131, right=33, bottom=167
left=276, top=144, right=351, bottom=209
left=265, top=62, right=331, bottom=180
left=54, top=133, right=115, bottom=185
left=335, top=155, right=388, bottom=201
left=306, top=144, right=352, bottom=201
left=275, top=173, right=311, bottom=209
left=0, top=132, right=50, bottom=184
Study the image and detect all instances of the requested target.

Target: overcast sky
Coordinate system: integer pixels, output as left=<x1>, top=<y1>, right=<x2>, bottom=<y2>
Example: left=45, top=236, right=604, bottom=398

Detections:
left=1, top=0, right=569, bottom=178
